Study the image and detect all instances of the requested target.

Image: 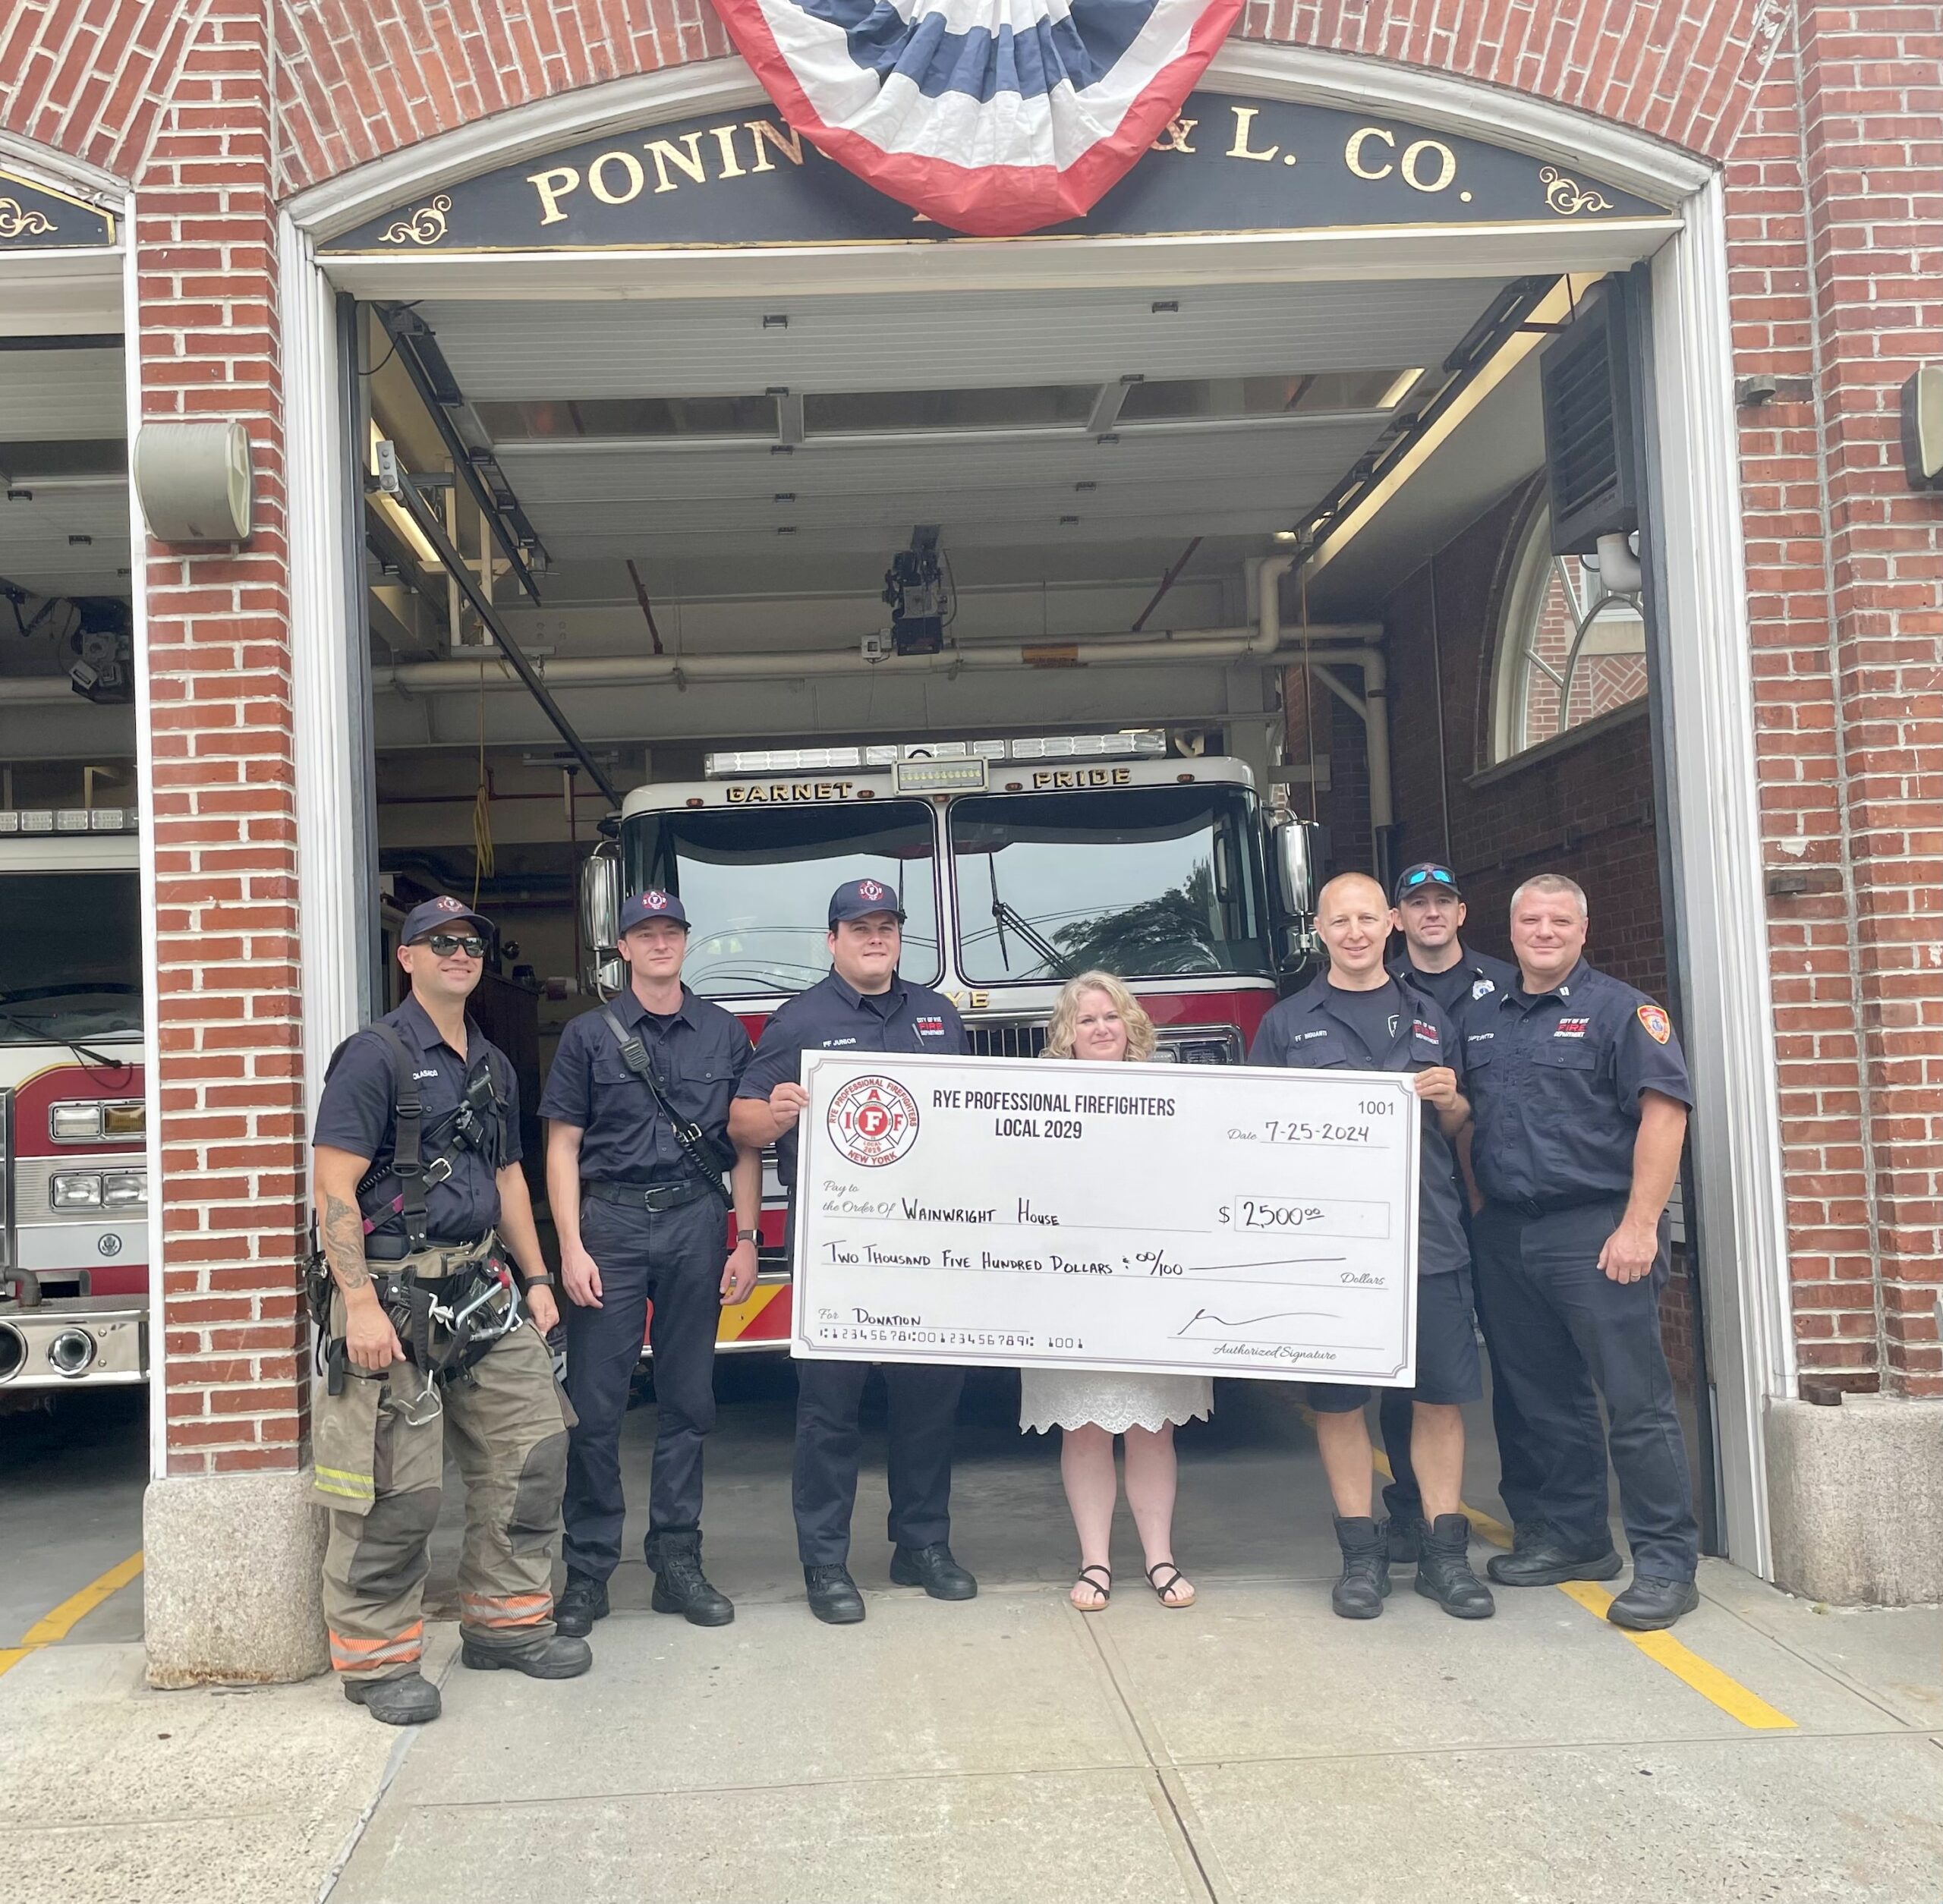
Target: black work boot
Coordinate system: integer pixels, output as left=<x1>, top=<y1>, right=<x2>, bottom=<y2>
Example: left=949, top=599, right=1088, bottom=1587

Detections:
left=1386, top=1512, right=1427, bottom=1564
left=343, top=1671, right=440, bottom=1726
left=1608, top=1574, right=1699, bottom=1631
left=805, top=1563, right=866, bottom=1624
left=647, top=1530, right=735, bottom=1626
left=1486, top=1531, right=1623, bottom=1587
left=1330, top=1515, right=1391, bottom=1619
left=460, top=1632, right=593, bottom=1678
left=555, top=1570, right=609, bottom=1639
left=890, top=1542, right=978, bottom=1600
left=1414, top=1513, right=1496, bottom=1619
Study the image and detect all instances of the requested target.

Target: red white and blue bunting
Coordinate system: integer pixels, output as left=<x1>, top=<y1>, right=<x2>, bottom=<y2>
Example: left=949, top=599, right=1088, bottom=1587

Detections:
left=712, top=0, right=1245, bottom=236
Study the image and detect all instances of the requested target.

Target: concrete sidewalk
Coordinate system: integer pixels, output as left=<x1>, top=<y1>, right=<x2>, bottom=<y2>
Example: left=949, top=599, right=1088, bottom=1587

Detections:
left=5, top=1373, right=1942, bottom=1902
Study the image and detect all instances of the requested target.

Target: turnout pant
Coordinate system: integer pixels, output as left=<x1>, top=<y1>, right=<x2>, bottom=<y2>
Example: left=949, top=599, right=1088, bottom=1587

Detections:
left=313, top=1312, right=571, bottom=1682
left=793, top=1358, right=965, bottom=1567
left=1471, top=1198, right=1699, bottom=1581
left=562, top=1192, right=723, bottom=1580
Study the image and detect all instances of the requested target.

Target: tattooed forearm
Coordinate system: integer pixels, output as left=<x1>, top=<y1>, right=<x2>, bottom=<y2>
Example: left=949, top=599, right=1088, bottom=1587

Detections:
left=322, top=1193, right=372, bottom=1294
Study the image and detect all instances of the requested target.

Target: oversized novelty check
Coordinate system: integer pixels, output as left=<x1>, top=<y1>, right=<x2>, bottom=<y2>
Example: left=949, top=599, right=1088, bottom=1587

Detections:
left=792, top=1051, right=1421, bottom=1385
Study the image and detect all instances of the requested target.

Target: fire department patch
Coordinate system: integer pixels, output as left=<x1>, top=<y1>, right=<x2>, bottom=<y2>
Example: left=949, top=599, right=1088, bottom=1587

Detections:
left=1555, top=1017, right=1590, bottom=1039
left=827, top=1075, right=921, bottom=1168
left=1412, top=1019, right=1441, bottom=1044
left=1636, top=1004, right=1671, bottom=1045
left=915, top=1016, right=946, bottom=1037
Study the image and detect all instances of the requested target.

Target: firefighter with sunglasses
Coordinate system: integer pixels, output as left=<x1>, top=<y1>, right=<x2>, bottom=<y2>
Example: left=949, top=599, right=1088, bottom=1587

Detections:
left=310, top=895, right=589, bottom=1726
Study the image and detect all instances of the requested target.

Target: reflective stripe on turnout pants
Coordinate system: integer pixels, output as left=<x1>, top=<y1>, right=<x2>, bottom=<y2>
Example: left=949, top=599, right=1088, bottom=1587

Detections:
left=314, top=1298, right=573, bottom=1678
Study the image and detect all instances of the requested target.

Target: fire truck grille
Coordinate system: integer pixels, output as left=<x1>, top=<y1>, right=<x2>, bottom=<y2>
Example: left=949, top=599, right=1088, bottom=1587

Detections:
left=965, top=1022, right=1047, bottom=1061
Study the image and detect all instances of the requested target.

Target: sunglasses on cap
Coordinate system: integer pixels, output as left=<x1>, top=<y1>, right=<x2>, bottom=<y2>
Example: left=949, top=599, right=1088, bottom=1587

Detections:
left=1400, top=867, right=1457, bottom=891
left=419, top=931, right=486, bottom=958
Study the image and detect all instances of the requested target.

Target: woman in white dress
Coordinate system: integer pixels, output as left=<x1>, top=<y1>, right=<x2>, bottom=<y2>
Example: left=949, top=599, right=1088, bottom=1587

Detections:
left=1020, top=971, right=1211, bottom=1610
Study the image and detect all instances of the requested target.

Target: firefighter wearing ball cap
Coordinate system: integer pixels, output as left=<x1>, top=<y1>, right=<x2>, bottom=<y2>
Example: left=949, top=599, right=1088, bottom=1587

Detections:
left=310, top=895, right=586, bottom=1727
left=1379, top=860, right=1539, bottom=1568
left=540, top=889, right=762, bottom=1638
left=1463, top=872, right=1701, bottom=1632
left=729, top=877, right=976, bottom=1625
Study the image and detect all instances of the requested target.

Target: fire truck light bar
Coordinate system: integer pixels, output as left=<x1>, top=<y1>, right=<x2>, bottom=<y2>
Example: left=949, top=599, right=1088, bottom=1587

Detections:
left=0, top=807, right=136, bottom=834
left=704, top=731, right=1166, bottom=779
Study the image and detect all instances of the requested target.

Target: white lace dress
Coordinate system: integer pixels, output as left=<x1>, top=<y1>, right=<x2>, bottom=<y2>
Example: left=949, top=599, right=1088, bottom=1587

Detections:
left=1019, top=1367, right=1214, bottom=1436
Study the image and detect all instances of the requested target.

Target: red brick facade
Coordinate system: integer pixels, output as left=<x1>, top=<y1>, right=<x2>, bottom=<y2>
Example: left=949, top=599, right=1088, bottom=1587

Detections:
left=0, top=2, right=1937, bottom=1493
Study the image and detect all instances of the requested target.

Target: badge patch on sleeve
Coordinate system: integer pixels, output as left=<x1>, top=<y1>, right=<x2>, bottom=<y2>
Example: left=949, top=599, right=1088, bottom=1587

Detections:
left=1636, top=1004, right=1671, bottom=1045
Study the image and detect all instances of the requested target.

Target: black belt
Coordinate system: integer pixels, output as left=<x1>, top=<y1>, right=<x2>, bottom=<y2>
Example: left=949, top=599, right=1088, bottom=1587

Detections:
left=584, top=1177, right=713, bottom=1213
left=1492, top=1194, right=1622, bottom=1220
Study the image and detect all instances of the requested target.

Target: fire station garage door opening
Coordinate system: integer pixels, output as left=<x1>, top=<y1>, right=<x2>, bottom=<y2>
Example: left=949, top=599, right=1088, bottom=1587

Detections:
left=345, top=226, right=1717, bottom=1541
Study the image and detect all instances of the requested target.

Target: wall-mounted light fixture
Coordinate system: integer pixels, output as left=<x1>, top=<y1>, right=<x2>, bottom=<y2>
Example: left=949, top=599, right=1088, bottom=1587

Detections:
left=131, top=420, right=253, bottom=543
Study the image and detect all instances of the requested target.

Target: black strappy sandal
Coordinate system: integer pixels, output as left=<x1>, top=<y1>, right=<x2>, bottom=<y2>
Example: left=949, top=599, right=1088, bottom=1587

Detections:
left=1145, top=1561, right=1195, bottom=1608
left=1071, top=1564, right=1112, bottom=1611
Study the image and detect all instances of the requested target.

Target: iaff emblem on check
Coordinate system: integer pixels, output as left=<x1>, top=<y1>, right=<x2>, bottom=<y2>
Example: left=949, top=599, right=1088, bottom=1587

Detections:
left=827, top=1075, right=921, bottom=1168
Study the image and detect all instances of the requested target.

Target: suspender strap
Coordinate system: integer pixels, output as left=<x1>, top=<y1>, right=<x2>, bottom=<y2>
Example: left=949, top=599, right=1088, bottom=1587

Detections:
left=600, top=1009, right=733, bottom=1207
left=370, top=1024, right=430, bottom=1251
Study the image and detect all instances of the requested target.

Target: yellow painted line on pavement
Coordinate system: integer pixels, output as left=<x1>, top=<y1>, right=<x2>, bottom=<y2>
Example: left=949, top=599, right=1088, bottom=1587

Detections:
left=1358, top=1437, right=1796, bottom=1731
left=0, top=1550, right=144, bottom=1679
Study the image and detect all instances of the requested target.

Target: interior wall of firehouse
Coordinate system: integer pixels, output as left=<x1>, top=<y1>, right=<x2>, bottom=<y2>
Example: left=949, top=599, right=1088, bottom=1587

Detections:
left=342, top=240, right=1715, bottom=1541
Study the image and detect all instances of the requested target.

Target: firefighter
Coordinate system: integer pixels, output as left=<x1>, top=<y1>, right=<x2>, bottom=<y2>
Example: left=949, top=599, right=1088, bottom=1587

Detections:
left=1250, top=872, right=1494, bottom=1622
left=310, top=895, right=589, bottom=1726
left=728, top=878, right=977, bottom=1625
left=1378, top=860, right=1541, bottom=1566
left=542, top=888, right=762, bottom=1637
left=1463, top=872, right=1700, bottom=1630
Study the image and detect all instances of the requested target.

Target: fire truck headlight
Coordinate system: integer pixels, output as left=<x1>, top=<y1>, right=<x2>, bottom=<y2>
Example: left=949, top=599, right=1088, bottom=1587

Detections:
left=1158, top=1030, right=1245, bottom=1065
left=103, top=1171, right=146, bottom=1208
left=102, top=1103, right=146, bottom=1139
left=50, top=1172, right=105, bottom=1210
left=50, top=1103, right=105, bottom=1141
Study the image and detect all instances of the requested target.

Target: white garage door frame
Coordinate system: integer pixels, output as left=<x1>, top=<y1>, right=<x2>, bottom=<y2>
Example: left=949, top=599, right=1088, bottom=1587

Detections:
left=279, top=46, right=1795, bottom=1577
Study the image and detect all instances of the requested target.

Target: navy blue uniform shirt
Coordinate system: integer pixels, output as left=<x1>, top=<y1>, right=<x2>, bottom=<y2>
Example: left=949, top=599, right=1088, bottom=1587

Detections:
left=736, top=971, right=967, bottom=1191
left=1463, top=957, right=1693, bottom=1207
left=1389, top=945, right=1519, bottom=1031
left=1249, top=971, right=1471, bottom=1276
left=539, top=984, right=751, bottom=1185
left=313, top=993, right=518, bottom=1245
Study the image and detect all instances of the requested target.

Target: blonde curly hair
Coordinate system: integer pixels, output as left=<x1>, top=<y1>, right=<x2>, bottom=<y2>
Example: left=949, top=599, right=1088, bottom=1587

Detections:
left=1043, top=970, right=1157, bottom=1062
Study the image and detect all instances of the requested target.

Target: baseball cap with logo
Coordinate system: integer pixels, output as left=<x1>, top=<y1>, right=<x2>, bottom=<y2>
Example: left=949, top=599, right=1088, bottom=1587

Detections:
left=400, top=894, right=493, bottom=944
left=1393, top=861, right=1463, bottom=905
left=618, top=888, right=690, bottom=933
left=828, top=877, right=905, bottom=926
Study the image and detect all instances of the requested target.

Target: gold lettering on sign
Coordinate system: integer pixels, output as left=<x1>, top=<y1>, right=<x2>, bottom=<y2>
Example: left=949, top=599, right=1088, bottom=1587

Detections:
left=645, top=133, right=709, bottom=195
left=589, top=150, right=645, bottom=206
left=1344, top=127, right=1395, bottom=181
left=724, top=779, right=857, bottom=804
left=745, top=120, right=805, bottom=173
left=1400, top=139, right=1457, bottom=194
left=1030, top=768, right=1133, bottom=790
left=1151, top=117, right=1197, bottom=155
left=529, top=167, right=581, bottom=225
left=1227, top=106, right=1279, bottom=163
left=708, top=124, right=748, bottom=180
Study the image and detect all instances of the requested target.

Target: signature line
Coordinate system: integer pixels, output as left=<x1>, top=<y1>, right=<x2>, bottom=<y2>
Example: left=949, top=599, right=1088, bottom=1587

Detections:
left=1173, top=1306, right=1340, bottom=1337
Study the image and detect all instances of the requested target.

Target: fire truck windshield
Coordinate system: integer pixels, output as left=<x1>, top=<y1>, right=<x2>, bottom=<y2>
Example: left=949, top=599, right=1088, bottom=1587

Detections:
left=951, top=785, right=1272, bottom=983
left=0, top=870, right=143, bottom=1043
left=628, top=801, right=940, bottom=997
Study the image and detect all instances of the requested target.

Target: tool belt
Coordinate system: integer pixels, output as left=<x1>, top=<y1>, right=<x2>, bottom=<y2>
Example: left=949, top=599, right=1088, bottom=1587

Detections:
left=310, top=1232, right=523, bottom=1396
left=584, top=1176, right=716, bottom=1213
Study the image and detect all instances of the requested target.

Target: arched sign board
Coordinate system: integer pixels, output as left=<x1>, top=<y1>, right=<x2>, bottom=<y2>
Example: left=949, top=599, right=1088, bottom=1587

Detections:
left=321, top=92, right=1668, bottom=255
left=0, top=170, right=116, bottom=249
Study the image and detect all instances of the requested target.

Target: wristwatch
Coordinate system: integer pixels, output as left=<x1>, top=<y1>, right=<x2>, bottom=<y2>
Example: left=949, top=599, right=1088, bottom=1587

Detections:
left=521, top=1271, right=556, bottom=1291
left=729, top=1224, right=754, bottom=1249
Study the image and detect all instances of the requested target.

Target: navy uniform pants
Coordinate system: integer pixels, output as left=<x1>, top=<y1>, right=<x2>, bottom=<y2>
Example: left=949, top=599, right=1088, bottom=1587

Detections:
left=1380, top=1208, right=1547, bottom=1531
left=561, top=1191, right=723, bottom=1581
left=1470, top=1197, right=1699, bottom=1581
left=793, top=1359, right=964, bottom=1567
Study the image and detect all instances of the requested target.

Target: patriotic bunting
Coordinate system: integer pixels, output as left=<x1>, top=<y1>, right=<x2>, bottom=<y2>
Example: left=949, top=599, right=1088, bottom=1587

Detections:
left=712, top=0, right=1246, bottom=236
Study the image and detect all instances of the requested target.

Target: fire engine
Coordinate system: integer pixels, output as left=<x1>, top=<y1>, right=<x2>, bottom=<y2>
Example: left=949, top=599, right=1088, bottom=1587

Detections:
left=0, top=806, right=147, bottom=1396
left=578, top=730, right=1318, bottom=1353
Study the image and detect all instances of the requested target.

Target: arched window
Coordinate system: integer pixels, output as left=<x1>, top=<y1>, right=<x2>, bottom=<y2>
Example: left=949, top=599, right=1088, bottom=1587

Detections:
left=1490, top=503, right=1647, bottom=763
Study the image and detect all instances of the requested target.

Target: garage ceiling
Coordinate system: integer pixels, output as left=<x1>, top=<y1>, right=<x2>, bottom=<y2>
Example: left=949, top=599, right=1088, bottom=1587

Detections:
left=0, top=341, right=130, bottom=600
